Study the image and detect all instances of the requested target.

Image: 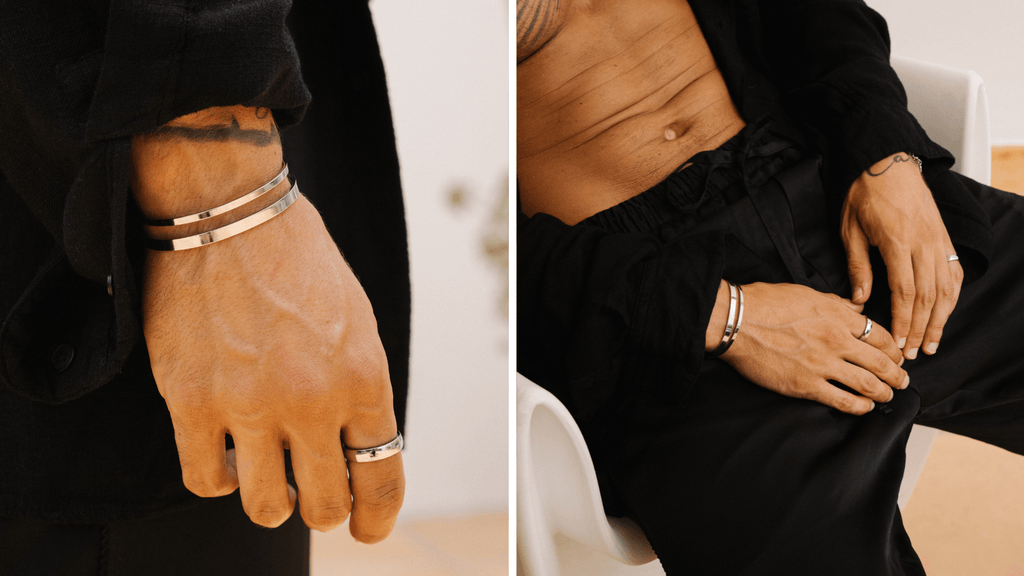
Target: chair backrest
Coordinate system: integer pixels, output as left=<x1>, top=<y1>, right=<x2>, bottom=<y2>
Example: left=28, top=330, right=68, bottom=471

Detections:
left=891, top=55, right=992, bottom=185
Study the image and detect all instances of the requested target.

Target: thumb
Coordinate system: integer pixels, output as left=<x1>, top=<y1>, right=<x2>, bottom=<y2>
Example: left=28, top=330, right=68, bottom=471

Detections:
left=843, top=221, right=873, bottom=304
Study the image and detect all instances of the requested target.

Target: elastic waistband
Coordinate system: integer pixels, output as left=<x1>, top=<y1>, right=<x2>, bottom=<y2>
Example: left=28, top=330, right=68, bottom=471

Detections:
left=579, top=118, right=804, bottom=235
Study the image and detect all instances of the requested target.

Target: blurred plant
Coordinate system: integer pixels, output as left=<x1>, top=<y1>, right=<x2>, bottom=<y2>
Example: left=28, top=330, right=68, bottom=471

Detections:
left=446, top=173, right=509, bottom=322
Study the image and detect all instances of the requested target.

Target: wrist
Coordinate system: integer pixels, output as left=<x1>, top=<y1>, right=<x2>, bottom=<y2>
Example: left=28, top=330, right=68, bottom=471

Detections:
left=130, top=105, right=284, bottom=220
left=705, top=280, right=731, bottom=352
left=861, top=152, right=923, bottom=181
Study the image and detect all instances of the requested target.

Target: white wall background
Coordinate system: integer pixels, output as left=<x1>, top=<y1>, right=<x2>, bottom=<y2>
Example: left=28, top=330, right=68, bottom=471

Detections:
left=370, top=1, right=510, bottom=518
left=867, top=0, right=1024, bottom=145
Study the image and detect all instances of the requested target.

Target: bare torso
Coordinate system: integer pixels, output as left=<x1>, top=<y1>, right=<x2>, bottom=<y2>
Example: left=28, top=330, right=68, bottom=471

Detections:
left=517, top=0, right=746, bottom=224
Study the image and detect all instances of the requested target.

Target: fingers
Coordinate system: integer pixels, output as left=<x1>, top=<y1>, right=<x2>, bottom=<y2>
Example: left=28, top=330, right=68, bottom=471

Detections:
left=889, top=246, right=962, bottom=360
left=234, top=435, right=296, bottom=528
left=921, top=254, right=963, bottom=356
left=831, top=361, right=894, bottom=404
left=347, top=451, right=405, bottom=543
left=805, top=379, right=876, bottom=416
left=901, top=249, right=936, bottom=359
left=882, top=243, right=916, bottom=352
left=289, top=436, right=352, bottom=532
left=851, top=316, right=904, bottom=370
left=843, top=221, right=874, bottom=304
left=171, top=422, right=239, bottom=499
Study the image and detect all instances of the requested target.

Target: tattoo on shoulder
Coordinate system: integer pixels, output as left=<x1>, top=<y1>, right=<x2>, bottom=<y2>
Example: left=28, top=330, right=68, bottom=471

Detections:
left=866, top=153, right=914, bottom=177
left=147, top=116, right=280, bottom=147
left=517, top=0, right=562, bottom=63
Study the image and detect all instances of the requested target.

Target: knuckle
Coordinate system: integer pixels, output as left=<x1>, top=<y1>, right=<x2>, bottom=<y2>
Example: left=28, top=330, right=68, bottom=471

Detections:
left=245, top=500, right=292, bottom=528
left=894, top=282, right=916, bottom=301
left=304, top=501, right=352, bottom=531
left=820, top=327, right=844, bottom=347
left=182, top=474, right=228, bottom=498
left=917, top=286, right=937, bottom=305
left=832, top=395, right=857, bottom=414
left=345, top=345, right=389, bottom=388
left=847, top=261, right=869, bottom=274
left=165, top=381, right=213, bottom=422
left=360, top=476, right=405, bottom=515
left=938, top=279, right=956, bottom=299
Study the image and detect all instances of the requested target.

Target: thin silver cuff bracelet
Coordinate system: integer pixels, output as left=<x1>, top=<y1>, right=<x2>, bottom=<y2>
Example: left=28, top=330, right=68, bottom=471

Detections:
left=143, top=163, right=289, bottom=227
left=147, top=177, right=300, bottom=251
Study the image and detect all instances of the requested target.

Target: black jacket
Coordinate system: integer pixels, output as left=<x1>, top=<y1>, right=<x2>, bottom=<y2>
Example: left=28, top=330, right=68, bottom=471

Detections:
left=0, top=0, right=410, bottom=522
left=517, top=0, right=993, bottom=428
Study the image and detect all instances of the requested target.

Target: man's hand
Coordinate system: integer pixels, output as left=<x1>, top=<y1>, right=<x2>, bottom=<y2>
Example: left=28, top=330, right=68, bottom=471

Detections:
left=840, top=153, right=963, bottom=360
left=715, top=282, right=909, bottom=415
left=131, top=106, right=403, bottom=540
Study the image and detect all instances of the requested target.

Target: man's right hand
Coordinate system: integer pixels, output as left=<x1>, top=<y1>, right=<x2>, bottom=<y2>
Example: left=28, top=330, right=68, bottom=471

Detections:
left=131, top=106, right=404, bottom=539
left=710, top=282, right=909, bottom=415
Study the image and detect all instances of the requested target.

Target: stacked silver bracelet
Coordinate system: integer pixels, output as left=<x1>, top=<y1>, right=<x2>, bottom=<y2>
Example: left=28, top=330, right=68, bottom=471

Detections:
left=143, top=163, right=300, bottom=251
left=710, top=281, right=744, bottom=357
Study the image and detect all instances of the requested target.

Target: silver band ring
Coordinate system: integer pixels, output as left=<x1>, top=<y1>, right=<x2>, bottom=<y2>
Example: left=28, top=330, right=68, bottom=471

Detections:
left=344, top=432, right=404, bottom=463
left=859, top=317, right=873, bottom=341
left=947, top=254, right=960, bottom=262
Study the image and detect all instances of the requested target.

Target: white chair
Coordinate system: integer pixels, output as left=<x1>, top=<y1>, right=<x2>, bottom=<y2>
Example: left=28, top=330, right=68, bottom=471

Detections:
left=889, top=55, right=991, bottom=508
left=517, top=58, right=992, bottom=576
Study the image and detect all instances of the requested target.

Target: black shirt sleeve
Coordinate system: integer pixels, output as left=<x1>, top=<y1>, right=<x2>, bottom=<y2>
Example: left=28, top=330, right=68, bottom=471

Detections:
left=755, top=0, right=992, bottom=281
left=0, top=0, right=311, bottom=404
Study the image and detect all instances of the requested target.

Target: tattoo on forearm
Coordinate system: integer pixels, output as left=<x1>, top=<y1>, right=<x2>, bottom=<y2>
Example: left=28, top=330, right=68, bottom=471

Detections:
left=517, top=0, right=560, bottom=62
left=866, top=153, right=914, bottom=177
left=147, top=116, right=280, bottom=147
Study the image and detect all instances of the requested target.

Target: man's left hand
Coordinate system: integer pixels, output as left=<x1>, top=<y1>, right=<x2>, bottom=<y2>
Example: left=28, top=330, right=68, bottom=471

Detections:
left=840, top=153, right=963, bottom=360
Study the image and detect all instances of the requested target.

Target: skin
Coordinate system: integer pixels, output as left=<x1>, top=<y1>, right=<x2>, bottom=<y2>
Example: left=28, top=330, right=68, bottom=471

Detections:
left=516, top=0, right=954, bottom=415
left=131, top=105, right=403, bottom=538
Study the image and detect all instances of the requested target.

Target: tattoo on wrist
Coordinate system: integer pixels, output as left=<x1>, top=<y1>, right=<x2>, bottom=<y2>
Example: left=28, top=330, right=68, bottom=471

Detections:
left=867, top=153, right=919, bottom=177
left=146, top=115, right=280, bottom=147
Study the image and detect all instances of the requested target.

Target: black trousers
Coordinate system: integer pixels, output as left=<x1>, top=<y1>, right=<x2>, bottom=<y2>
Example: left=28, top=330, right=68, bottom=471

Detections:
left=0, top=492, right=309, bottom=576
left=581, top=126, right=1024, bottom=575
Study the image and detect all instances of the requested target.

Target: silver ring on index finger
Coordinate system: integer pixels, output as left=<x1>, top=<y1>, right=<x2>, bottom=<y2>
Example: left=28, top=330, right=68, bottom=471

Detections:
left=858, top=317, right=873, bottom=342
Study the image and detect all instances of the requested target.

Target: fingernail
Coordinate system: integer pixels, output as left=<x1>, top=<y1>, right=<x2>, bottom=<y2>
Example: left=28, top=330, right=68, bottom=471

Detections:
left=898, top=337, right=907, bottom=349
left=868, top=401, right=876, bottom=412
left=898, top=357, right=905, bottom=367
left=901, top=373, right=910, bottom=389
left=925, top=342, right=938, bottom=355
left=853, top=287, right=863, bottom=302
left=664, top=129, right=677, bottom=141
left=906, top=347, right=918, bottom=360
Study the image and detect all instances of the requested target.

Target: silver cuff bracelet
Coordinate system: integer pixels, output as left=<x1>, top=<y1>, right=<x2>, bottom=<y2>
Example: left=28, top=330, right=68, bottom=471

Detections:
left=143, top=163, right=289, bottom=227
left=147, top=177, right=300, bottom=251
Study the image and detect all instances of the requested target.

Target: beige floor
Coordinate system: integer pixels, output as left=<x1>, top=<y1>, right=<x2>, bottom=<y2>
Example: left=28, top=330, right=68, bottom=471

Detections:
left=310, top=512, right=508, bottom=576
left=899, top=147, right=1024, bottom=575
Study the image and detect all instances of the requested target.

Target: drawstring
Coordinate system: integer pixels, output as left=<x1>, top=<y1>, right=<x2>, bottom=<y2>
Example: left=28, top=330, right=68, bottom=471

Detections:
left=670, top=117, right=794, bottom=214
